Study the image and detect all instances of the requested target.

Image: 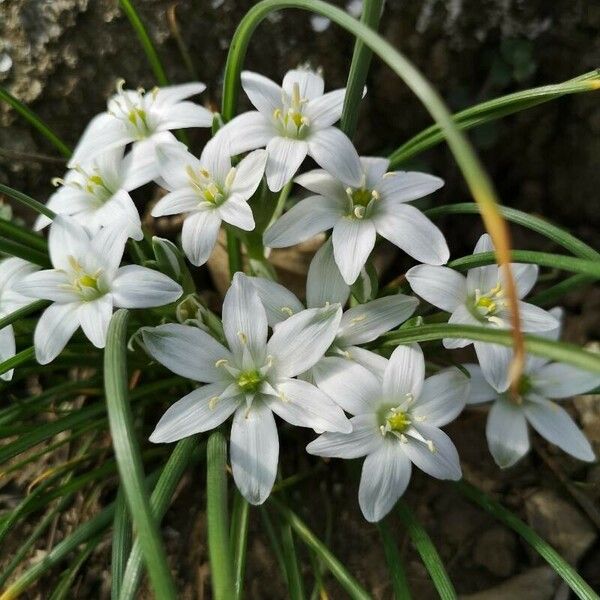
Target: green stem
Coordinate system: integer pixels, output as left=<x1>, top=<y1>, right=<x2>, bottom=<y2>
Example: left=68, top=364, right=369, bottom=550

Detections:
left=111, top=490, right=132, bottom=600
left=377, top=521, right=411, bottom=599
left=0, top=183, right=55, bottom=219
left=0, top=346, right=35, bottom=377
left=230, top=491, right=250, bottom=600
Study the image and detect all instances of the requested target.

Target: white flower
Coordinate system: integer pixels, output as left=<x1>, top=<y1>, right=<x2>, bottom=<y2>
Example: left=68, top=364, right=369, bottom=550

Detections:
left=219, top=68, right=362, bottom=192
left=69, top=81, right=213, bottom=184
left=142, top=272, right=351, bottom=505
left=152, top=136, right=267, bottom=266
left=36, top=147, right=144, bottom=240
left=307, top=344, right=467, bottom=522
left=0, top=258, right=40, bottom=380
left=465, top=314, right=599, bottom=468
left=264, top=157, right=448, bottom=284
left=13, top=216, right=182, bottom=364
left=406, top=234, right=559, bottom=392
left=249, top=238, right=418, bottom=378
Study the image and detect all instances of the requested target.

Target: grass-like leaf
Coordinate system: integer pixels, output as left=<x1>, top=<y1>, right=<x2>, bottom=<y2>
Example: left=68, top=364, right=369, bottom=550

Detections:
left=0, top=183, right=55, bottom=219
left=0, top=347, right=35, bottom=378
left=0, top=220, right=48, bottom=253
left=111, top=490, right=132, bottom=600
left=104, top=309, right=177, bottom=600
left=0, top=238, right=50, bottom=267
left=230, top=491, right=251, bottom=600
left=377, top=520, right=412, bottom=598
left=397, top=501, right=456, bottom=599
left=456, top=481, right=598, bottom=600
left=0, top=300, right=48, bottom=331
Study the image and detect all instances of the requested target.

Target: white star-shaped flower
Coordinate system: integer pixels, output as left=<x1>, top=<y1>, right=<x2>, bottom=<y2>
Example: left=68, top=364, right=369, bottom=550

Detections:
left=14, top=216, right=182, bottom=364
left=406, top=233, right=559, bottom=392
left=264, top=157, right=449, bottom=284
left=307, top=343, right=467, bottom=522
left=220, top=68, right=362, bottom=192
left=142, top=272, right=351, bottom=505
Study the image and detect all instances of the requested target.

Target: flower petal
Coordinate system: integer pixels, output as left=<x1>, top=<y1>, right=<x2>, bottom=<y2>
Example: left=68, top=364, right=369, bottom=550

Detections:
left=532, top=362, right=600, bottom=399
left=307, top=127, right=362, bottom=187
left=124, top=131, right=179, bottom=189
left=360, top=157, right=389, bottom=188
left=443, top=305, right=478, bottom=349
left=218, top=196, right=255, bottom=231
left=0, top=326, right=16, bottom=381
left=373, top=203, right=449, bottom=265
left=305, top=88, right=346, bottom=128
left=474, top=342, right=512, bottom=393
left=150, top=382, right=238, bottom=443
left=154, top=82, right=206, bottom=106
left=463, top=364, right=497, bottom=404
left=486, top=398, right=530, bottom=468
left=248, top=276, right=304, bottom=326
left=34, top=302, right=80, bottom=364
left=78, top=295, right=113, bottom=348
left=411, top=368, right=469, bottom=426
left=241, top=71, right=283, bottom=114
left=383, top=343, right=425, bottom=400
left=223, top=272, right=268, bottom=362
left=282, top=69, right=324, bottom=100
left=265, top=137, right=308, bottom=192
left=312, top=356, right=382, bottom=415
left=13, top=269, right=78, bottom=303
left=155, top=140, right=201, bottom=190
left=142, top=323, right=232, bottom=383
left=229, top=149, right=268, bottom=199
left=156, top=101, right=213, bottom=130
left=332, top=217, right=376, bottom=285
left=112, top=265, right=182, bottom=308
left=405, top=265, right=467, bottom=313
left=221, top=111, right=275, bottom=155
left=516, top=301, right=560, bottom=333
left=524, top=397, right=594, bottom=462
left=90, top=222, right=129, bottom=274
left=294, top=169, right=347, bottom=200
left=506, top=263, right=539, bottom=299
left=230, top=402, right=279, bottom=505
left=466, top=234, right=499, bottom=294
left=267, top=305, right=342, bottom=378
left=181, top=209, right=222, bottom=266
left=151, top=189, right=200, bottom=217
left=264, top=195, right=343, bottom=248
left=266, top=378, right=351, bottom=433
left=376, top=171, right=444, bottom=204
left=337, top=294, right=418, bottom=346
left=345, top=346, right=388, bottom=379
left=359, top=442, right=412, bottom=522
left=306, top=238, right=350, bottom=308
left=48, top=216, right=92, bottom=271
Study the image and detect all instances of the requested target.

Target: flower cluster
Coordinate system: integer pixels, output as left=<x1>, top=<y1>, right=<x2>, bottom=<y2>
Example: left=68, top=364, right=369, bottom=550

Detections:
left=4, top=69, right=598, bottom=524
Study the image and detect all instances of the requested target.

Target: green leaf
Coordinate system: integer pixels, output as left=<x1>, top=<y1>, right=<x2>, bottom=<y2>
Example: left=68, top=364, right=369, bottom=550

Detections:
left=397, top=501, right=456, bottom=599
left=456, top=481, right=598, bottom=600
left=111, top=489, right=132, bottom=600
left=377, top=520, right=412, bottom=599
left=206, top=431, right=235, bottom=600
left=230, top=490, right=251, bottom=600
left=388, top=70, right=600, bottom=166
left=104, top=309, right=177, bottom=600
left=0, top=300, right=48, bottom=331
left=0, top=182, right=56, bottom=220
left=380, top=324, right=600, bottom=373
left=0, top=87, right=72, bottom=157
left=0, top=346, right=35, bottom=378
left=0, top=219, right=48, bottom=253
left=0, top=237, right=50, bottom=267
left=49, top=535, right=100, bottom=600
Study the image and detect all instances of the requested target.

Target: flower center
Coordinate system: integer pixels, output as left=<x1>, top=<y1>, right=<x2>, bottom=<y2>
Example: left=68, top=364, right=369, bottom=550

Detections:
left=345, top=176, right=379, bottom=219
left=67, top=256, right=107, bottom=301
left=377, top=394, right=415, bottom=439
left=273, top=83, right=310, bottom=139
left=53, top=168, right=114, bottom=205
left=469, top=283, right=506, bottom=324
left=186, top=165, right=236, bottom=206
left=236, top=369, right=263, bottom=393
left=108, top=79, right=156, bottom=139
left=386, top=410, right=411, bottom=432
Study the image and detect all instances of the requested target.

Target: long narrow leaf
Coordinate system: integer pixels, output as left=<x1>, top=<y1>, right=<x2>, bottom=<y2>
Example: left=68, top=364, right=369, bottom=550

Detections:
left=0, top=347, right=35, bottom=378
left=377, top=521, right=411, bottom=599
left=0, top=183, right=55, bottom=219
left=230, top=491, right=250, bottom=600
left=0, top=300, right=48, bottom=331
left=104, top=309, right=177, bottom=600
left=111, top=490, right=132, bottom=600
left=0, top=238, right=50, bottom=267
left=0, top=220, right=48, bottom=253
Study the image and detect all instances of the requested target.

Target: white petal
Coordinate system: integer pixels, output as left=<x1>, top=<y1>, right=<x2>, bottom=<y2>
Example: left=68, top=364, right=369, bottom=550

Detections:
left=305, top=88, right=346, bottom=128
left=474, top=342, right=512, bottom=393
left=282, top=69, right=324, bottom=100
left=223, top=272, right=268, bottom=362
left=151, top=189, right=200, bottom=217
left=506, top=263, right=539, bottom=299
left=532, top=362, right=600, bottom=399
left=376, top=171, right=444, bottom=204
left=442, top=305, right=479, bottom=349
left=294, top=169, right=347, bottom=200
left=34, top=303, right=80, bottom=364
left=69, top=112, right=132, bottom=167
left=156, top=101, right=213, bottom=130
left=486, top=398, right=530, bottom=468
left=48, top=216, right=92, bottom=271
left=112, top=265, right=182, bottom=308
left=77, top=296, right=113, bottom=348
left=312, top=356, right=382, bottom=415
left=463, top=364, right=497, bottom=404
left=181, top=209, right=222, bottom=266
left=150, top=382, right=238, bottom=443
left=517, top=301, right=560, bottom=333
left=13, top=270, right=78, bottom=303
left=373, top=203, right=449, bottom=265
left=403, top=423, right=462, bottom=480
left=154, top=140, right=201, bottom=190
left=263, top=195, right=343, bottom=248
left=90, top=223, right=128, bottom=274
left=154, top=82, right=206, bottom=106
left=307, top=127, right=362, bottom=187
left=383, top=343, right=425, bottom=400
left=266, top=378, right=351, bottom=433
left=307, top=414, right=383, bottom=458
left=123, top=132, right=179, bottom=189
left=360, top=157, right=389, bottom=188
left=267, top=305, right=342, bottom=378
left=230, top=402, right=279, bottom=505
left=346, top=346, right=388, bottom=379
left=265, top=137, right=308, bottom=192
left=221, top=112, right=275, bottom=155
left=229, top=149, right=268, bottom=199
left=200, top=132, right=232, bottom=184
left=359, top=442, right=412, bottom=522
left=306, top=238, right=350, bottom=308
left=0, top=325, right=16, bottom=381
left=105, top=190, right=143, bottom=241
left=248, top=277, right=304, bottom=326
left=332, top=217, right=376, bottom=285
left=218, top=196, right=255, bottom=231
left=466, top=234, right=498, bottom=294
left=241, top=71, right=283, bottom=114
left=411, top=368, right=469, bottom=426
left=142, top=323, right=232, bottom=383
left=337, top=294, right=418, bottom=346
left=405, top=265, right=467, bottom=313
left=524, top=397, right=594, bottom=462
